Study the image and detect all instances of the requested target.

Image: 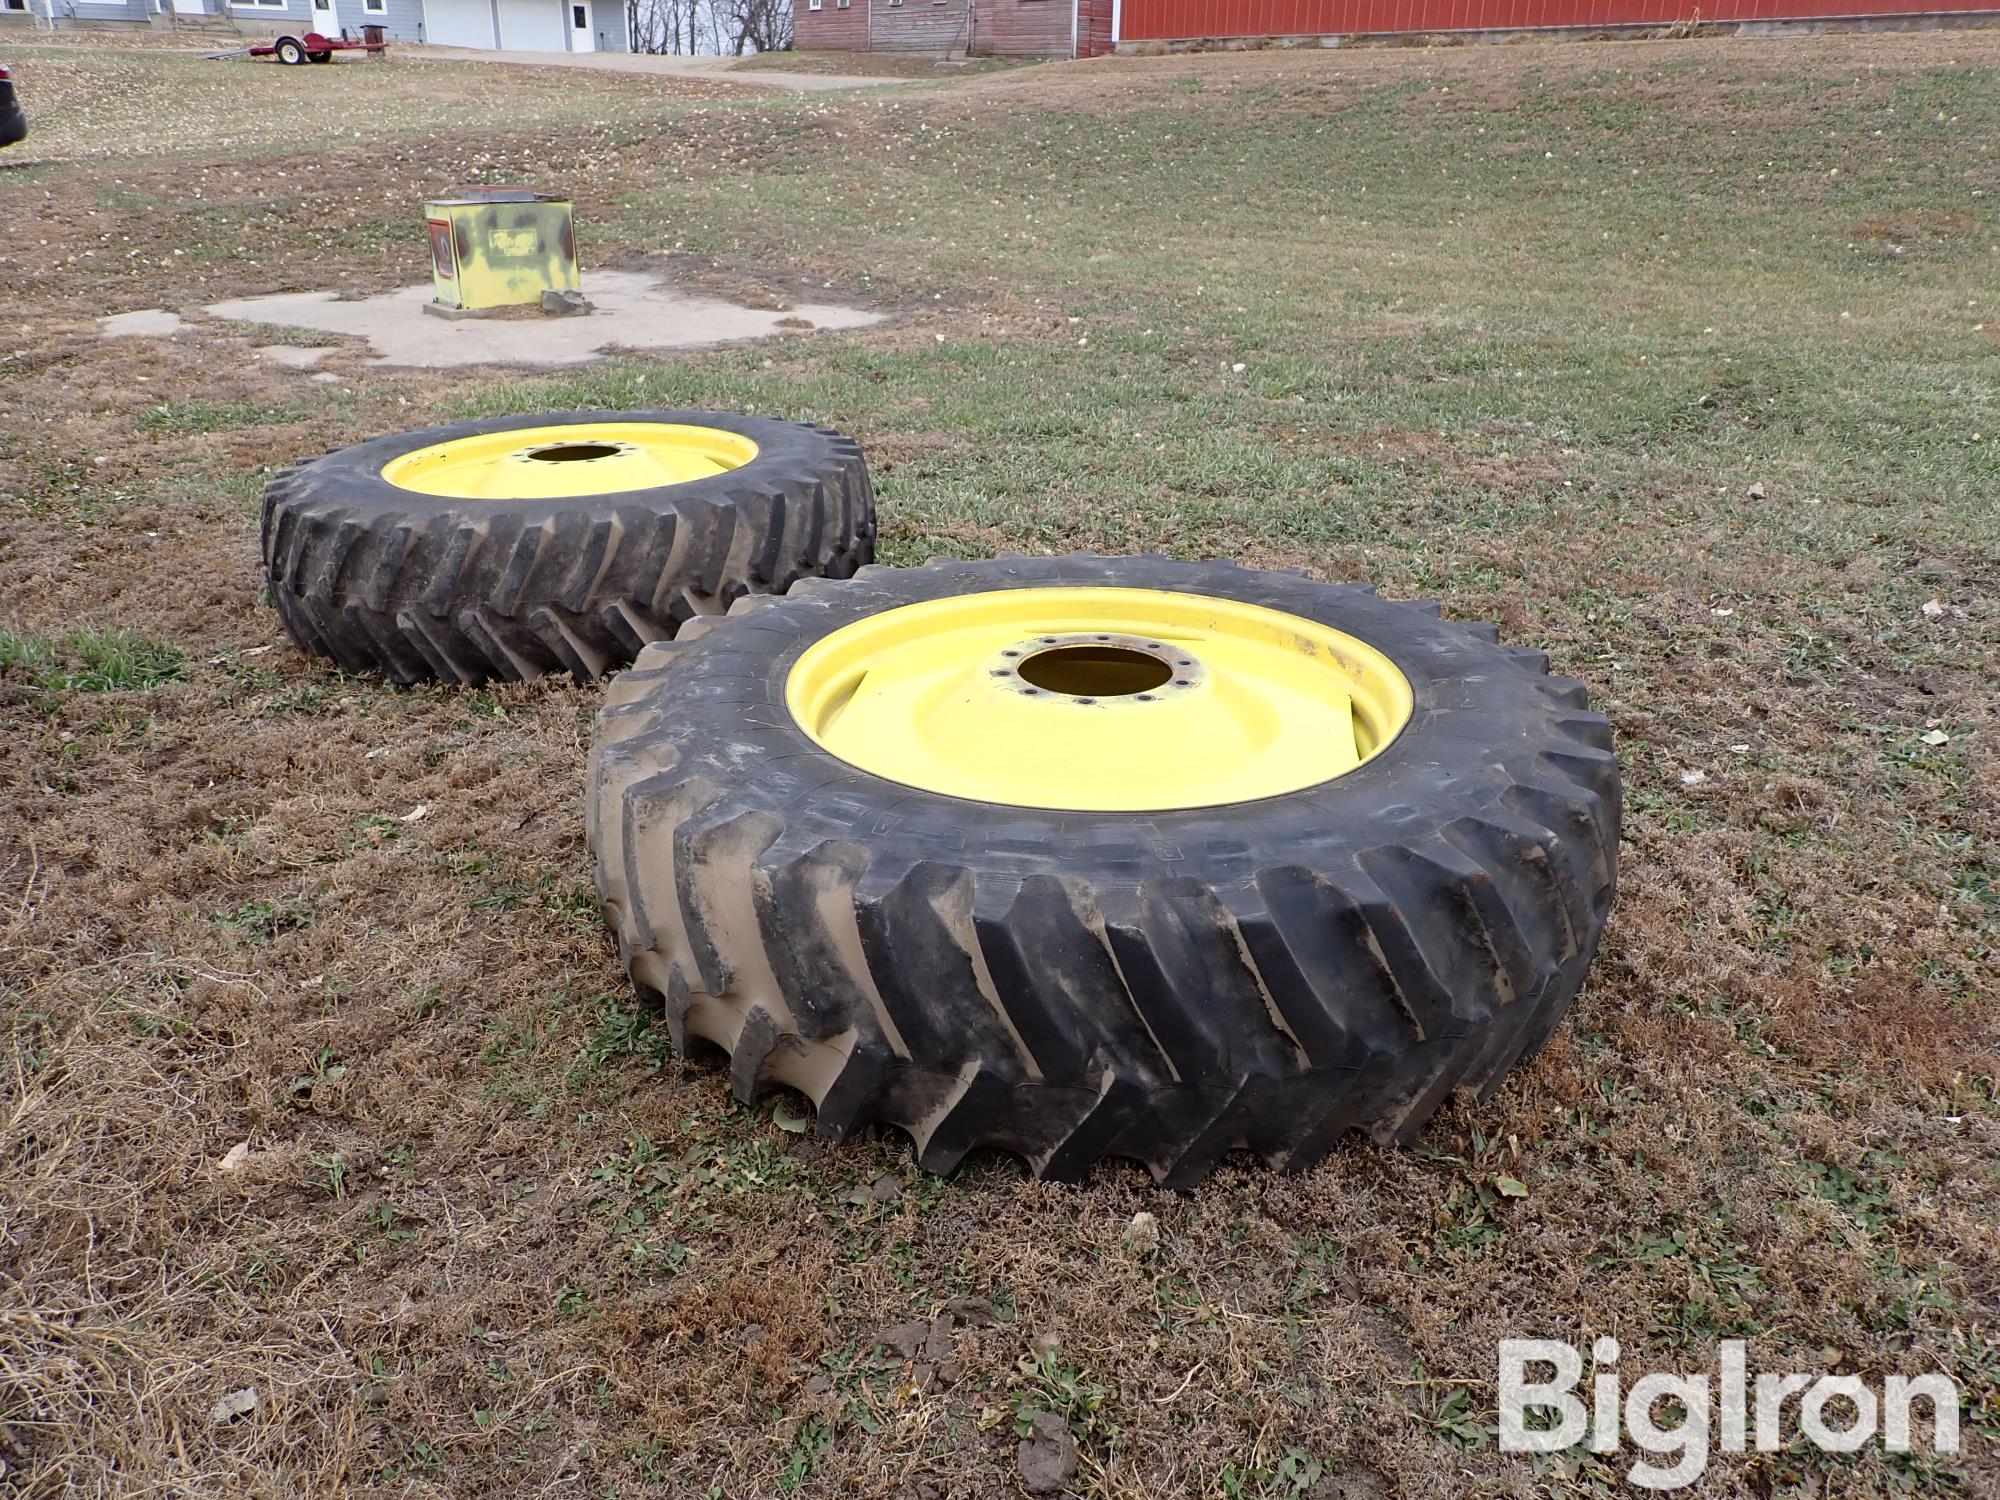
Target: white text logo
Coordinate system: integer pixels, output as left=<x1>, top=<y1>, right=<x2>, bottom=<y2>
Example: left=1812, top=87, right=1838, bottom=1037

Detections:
left=1497, top=1338, right=1960, bottom=1490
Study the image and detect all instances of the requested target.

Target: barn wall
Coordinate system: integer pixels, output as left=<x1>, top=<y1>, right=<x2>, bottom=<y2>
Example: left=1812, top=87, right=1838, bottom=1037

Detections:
left=1119, top=0, right=2000, bottom=41
left=794, top=0, right=1078, bottom=53
left=794, top=0, right=868, bottom=48
left=971, top=0, right=1072, bottom=52
left=1077, top=0, right=1113, bottom=50
left=868, top=0, right=975, bottom=50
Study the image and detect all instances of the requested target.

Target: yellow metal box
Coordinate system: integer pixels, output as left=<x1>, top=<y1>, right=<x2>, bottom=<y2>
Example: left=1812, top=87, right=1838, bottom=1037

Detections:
left=424, top=188, right=579, bottom=312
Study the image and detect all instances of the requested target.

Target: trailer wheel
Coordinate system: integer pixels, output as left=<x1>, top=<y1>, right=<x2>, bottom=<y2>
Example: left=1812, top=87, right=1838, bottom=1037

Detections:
left=262, top=410, right=875, bottom=687
left=274, top=36, right=307, bottom=64
left=588, top=555, right=1621, bottom=1185
left=307, top=49, right=333, bottom=62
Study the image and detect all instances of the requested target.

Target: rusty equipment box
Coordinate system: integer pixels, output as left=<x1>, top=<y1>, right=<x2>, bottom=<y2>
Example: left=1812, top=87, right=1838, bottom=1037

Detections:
left=424, top=188, right=579, bottom=313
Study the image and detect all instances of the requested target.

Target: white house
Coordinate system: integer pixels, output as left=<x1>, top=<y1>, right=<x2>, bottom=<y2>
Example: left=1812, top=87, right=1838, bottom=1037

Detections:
left=17, top=0, right=629, bottom=54
left=415, top=0, right=628, bottom=51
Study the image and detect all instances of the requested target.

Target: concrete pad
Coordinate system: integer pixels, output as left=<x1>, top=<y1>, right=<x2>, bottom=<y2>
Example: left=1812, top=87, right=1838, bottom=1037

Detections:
left=200, top=270, right=883, bottom=371
left=101, top=308, right=186, bottom=337
left=256, top=344, right=334, bottom=369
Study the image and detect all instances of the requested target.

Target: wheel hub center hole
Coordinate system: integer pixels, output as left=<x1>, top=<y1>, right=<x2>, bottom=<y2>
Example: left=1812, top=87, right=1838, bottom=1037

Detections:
left=1016, top=645, right=1175, bottom=698
left=526, top=442, right=622, bottom=463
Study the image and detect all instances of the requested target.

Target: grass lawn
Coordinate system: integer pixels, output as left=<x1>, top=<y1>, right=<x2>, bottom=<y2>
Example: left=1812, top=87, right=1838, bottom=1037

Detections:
left=2, top=33, right=1995, bottom=1500
left=731, top=48, right=1027, bottom=76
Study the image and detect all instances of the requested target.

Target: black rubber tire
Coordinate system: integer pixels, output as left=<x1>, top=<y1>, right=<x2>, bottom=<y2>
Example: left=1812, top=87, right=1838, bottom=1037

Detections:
left=588, top=555, right=1620, bottom=1186
left=261, top=410, right=875, bottom=687
left=307, top=50, right=333, bottom=63
left=275, top=37, right=307, bottom=64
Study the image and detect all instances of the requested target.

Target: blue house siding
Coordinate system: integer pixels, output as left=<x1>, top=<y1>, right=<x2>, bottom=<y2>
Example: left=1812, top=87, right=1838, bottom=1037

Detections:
left=59, top=0, right=155, bottom=23
left=227, top=0, right=426, bottom=40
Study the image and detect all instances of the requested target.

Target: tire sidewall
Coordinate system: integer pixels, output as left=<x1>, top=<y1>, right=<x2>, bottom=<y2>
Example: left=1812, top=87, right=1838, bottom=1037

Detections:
left=286, top=409, right=849, bottom=528
left=612, top=559, right=1604, bottom=868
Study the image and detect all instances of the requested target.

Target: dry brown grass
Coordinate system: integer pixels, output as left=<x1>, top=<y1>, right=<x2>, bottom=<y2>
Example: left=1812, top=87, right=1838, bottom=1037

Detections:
left=731, top=49, right=1026, bottom=77
left=3, top=31, right=1997, bottom=1500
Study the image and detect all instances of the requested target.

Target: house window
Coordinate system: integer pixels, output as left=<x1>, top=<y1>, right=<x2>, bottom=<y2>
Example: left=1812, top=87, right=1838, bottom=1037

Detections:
left=229, top=0, right=289, bottom=10
left=808, top=0, right=821, bottom=9
left=835, top=0, right=848, bottom=8
left=364, top=0, right=385, bottom=11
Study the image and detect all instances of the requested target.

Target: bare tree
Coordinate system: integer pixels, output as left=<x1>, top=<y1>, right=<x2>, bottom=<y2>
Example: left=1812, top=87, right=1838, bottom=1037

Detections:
left=626, top=0, right=787, bottom=53
left=627, top=0, right=714, bottom=53
left=719, top=0, right=792, bottom=53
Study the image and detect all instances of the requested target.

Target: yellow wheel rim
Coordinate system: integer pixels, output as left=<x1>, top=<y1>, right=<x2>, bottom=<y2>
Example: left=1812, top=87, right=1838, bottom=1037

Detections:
left=785, top=587, right=1415, bottom=812
left=381, top=422, right=758, bottom=500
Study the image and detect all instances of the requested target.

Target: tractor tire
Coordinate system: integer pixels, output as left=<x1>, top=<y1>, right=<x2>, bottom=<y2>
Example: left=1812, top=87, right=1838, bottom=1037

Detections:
left=587, top=555, right=1620, bottom=1186
left=261, top=410, right=874, bottom=687
left=275, top=37, right=307, bottom=63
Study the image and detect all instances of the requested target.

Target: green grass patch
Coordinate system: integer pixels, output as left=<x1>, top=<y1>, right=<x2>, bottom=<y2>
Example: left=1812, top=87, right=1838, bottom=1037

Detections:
left=135, top=401, right=302, bottom=436
left=0, top=628, right=186, bottom=698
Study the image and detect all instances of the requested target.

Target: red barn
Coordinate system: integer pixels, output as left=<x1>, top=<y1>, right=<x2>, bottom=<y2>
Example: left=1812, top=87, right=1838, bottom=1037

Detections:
left=795, top=0, right=1996, bottom=58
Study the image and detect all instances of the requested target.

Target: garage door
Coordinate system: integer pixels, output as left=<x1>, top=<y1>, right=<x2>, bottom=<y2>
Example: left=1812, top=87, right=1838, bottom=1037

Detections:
left=424, top=0, right=494, bottom=47
left=496, top=0, right=566, bottom=50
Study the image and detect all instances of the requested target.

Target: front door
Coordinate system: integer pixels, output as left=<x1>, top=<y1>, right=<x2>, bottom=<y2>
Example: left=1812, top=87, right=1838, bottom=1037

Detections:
left=568, top=0, right=594, bottom=51
left=308, top=0, right=339, bottom=39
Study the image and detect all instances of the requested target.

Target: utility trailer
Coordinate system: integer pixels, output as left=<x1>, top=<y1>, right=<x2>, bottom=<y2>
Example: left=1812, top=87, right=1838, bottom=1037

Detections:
left=247, top=31, right=389, bottom=64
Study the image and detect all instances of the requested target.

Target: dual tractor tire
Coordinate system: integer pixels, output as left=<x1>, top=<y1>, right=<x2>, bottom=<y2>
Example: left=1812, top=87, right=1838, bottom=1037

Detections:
left=261, top=411, right=875, bottom=687
left=587, top=555, right=1620, bottom=1186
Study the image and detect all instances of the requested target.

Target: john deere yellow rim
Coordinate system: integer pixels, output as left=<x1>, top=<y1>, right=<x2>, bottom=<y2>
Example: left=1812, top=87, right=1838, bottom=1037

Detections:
left=785, top=587, right=1414, bottom=812
left=381, top=422, right=758, bottom=500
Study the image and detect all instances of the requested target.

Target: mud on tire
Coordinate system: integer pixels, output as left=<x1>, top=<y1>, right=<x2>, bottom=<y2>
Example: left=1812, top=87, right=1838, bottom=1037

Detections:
left=261, top=410, right=875, bottom=686
left=587, top=555, right=1619, bottom=1186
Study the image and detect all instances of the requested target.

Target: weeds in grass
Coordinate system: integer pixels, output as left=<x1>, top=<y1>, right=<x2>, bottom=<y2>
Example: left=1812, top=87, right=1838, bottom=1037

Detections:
left=314, top=1152, right=348, bottom=1197
left=288, top=1045, right=346, bottom=1105
left=212, top=896, right=314, bottom=947
left=1011, top=1348, right=1110, bottom=1438
left=0, top=627, right=184, bottom=699
left=777, top=1416, right=832, bottom=1494
left=135, top=401, right=300, bottom=435
left=569, top=999, right=672, bottom=1090
left=1220, top=1447, right=1338, bottom=1498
